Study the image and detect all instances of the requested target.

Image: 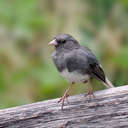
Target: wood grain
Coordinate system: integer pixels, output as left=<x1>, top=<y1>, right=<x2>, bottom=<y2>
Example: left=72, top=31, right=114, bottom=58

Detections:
left=0, top=85, right=128, bottom=128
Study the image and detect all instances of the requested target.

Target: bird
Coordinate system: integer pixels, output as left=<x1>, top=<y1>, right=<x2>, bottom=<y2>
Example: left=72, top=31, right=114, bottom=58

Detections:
left=49, top=34, right=114, bottom=110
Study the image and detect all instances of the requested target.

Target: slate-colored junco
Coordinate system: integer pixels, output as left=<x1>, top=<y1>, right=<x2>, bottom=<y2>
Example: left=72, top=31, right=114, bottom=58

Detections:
left=49, top=34, right=114, bottom=109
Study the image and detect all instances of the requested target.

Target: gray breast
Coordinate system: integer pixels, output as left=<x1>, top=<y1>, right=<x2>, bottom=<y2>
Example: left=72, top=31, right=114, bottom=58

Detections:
left=52, top=51, right=66, bottom=72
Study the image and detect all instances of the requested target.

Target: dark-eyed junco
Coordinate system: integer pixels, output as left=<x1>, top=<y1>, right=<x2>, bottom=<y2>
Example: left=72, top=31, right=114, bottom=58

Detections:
left=49, top=34, right=114, bottom=109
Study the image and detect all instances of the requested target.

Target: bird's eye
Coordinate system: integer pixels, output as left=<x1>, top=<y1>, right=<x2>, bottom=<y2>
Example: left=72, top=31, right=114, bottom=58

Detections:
left=61, top=40, right=66, bottom=43
left=56, top=39, right=66, bottom=44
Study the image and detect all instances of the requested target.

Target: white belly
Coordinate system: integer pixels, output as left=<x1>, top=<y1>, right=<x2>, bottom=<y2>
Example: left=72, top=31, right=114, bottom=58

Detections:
left=61, top=69, right=90, bottom=83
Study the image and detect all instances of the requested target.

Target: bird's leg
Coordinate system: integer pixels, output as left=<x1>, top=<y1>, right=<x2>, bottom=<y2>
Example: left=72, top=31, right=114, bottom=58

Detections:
left=87, top=85, right=95, bottom=99
left=58, top=82, right=74, bottom=110
left=84, top=80, right=95, bottom=99
left=58, top=88, right=69, bottom=104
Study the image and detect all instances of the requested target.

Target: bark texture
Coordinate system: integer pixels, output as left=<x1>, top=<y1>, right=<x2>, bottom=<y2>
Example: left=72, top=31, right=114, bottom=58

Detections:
left=0, top=85, right=128, bottom=128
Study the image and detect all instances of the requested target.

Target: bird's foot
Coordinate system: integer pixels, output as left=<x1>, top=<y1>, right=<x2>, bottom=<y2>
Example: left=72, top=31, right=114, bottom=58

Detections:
left=58, top=93, right=69, bottom=110
left=58, top=86, right=71, bottom=110
left=58, top=93, right=69, bottom=103
left=84, top=89, right=95, bottom=100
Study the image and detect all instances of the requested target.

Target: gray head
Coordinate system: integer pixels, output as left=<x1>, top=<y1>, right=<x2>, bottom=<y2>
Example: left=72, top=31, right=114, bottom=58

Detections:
left=49, top=34, right=80, bottom=50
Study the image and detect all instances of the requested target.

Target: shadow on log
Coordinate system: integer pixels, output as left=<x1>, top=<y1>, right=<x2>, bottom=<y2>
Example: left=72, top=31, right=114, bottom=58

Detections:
left=0, top=85, right=128, bottom=128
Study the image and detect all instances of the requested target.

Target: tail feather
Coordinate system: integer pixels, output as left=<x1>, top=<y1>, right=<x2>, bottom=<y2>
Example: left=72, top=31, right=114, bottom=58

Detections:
left=103, top=77, right=114, bottom=88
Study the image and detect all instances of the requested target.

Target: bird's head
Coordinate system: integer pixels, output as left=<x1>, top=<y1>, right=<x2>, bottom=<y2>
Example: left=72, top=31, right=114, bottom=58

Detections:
left=49, top=34, right=79, bottom=50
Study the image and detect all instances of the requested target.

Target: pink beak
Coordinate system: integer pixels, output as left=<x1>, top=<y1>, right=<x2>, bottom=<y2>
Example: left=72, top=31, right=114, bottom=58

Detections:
left=48, top=39, right=58, bottom=46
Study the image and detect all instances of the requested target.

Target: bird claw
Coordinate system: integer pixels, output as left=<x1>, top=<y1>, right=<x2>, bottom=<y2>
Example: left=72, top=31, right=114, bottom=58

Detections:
left=58, top=85, right=72, bottom=110
left=58, top=93, right=69, bottom=110
left=84, top=90, right=95, bottom=100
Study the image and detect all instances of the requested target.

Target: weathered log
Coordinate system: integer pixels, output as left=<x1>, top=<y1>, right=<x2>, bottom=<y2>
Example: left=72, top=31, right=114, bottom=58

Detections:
left=0, top=85, right=128, bottom=128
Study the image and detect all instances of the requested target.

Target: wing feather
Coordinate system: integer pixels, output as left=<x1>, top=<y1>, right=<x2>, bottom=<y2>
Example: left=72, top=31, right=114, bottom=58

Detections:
left=66, top=47, right=106, bottom=83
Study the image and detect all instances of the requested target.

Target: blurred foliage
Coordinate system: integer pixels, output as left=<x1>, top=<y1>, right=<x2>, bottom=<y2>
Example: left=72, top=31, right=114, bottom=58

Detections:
left=0, top=0, right=128, bottom=109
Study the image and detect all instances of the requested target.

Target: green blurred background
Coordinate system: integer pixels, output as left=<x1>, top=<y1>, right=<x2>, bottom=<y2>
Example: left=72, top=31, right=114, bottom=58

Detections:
left=0, top=0, right=128, bottom=109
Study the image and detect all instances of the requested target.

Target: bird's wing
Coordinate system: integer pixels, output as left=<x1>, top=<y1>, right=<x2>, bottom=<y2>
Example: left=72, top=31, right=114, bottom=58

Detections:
left=66, top=47, right=106, bottom=83
left=81, top=46, right=106, bottom=82
left=65, top=49, right=89, bottom=73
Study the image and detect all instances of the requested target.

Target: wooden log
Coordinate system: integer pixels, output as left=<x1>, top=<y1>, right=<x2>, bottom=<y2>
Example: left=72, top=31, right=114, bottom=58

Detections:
left=0, top=85, right=128, bottom=128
